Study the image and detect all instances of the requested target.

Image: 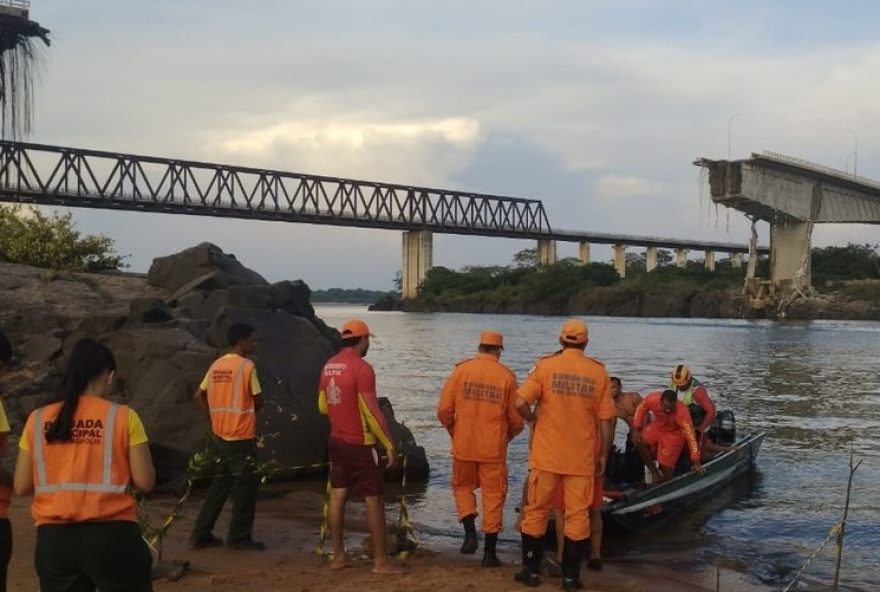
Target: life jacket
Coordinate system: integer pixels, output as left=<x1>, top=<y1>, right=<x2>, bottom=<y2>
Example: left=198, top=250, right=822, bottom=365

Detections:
left=29, top=396, right=137, bottom=526
left=206, top=354, right=257, bottom=440
left=673, top=378, right=706, bottom=429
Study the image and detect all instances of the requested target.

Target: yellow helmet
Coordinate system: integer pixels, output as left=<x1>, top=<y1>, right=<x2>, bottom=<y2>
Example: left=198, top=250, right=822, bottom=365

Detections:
left=671, top=365, right=691, bottom=388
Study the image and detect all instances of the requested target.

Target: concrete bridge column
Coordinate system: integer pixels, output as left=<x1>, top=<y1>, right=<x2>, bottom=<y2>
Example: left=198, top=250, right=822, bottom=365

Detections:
left=578, top=241, right=591, bottom=265
left=730, top=253, right=743, bottom=269
left=770, top=221, right=812, bottom=288
left=675, top=248, right=689, bottom=268
left=613, top=244, right=626, bottom=278
left=645, top=246, right=658, bottom=272
left=537, top=239, right=558, bottom=265
left=704, top=250, right=716, bottom=271
left=402, top=230, right=433, bottom=299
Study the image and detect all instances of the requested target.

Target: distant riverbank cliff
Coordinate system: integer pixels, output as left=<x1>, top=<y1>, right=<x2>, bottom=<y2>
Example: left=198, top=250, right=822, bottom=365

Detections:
left=370, top=248, right=880, bottom=321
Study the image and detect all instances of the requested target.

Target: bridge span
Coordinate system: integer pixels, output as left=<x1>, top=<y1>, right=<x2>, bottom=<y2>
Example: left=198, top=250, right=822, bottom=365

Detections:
left=696, top=151, right=880, bottom=296
left=0, top=141, right=763, bottom=297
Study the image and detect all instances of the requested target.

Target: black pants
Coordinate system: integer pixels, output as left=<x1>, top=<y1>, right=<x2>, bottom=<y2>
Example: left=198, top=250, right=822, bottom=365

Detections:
left=192, top=437, right=259, bottom=544
left=0, top=518, right=10, bottom=592
left=35, top=520, right=151, bottom=592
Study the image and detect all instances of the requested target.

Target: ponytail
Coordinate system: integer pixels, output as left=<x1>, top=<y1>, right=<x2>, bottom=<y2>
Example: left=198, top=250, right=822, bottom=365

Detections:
left=45, top=338, right=116, bottom=443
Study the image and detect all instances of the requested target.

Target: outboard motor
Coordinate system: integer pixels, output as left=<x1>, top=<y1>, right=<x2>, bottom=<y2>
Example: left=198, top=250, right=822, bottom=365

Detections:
left=708, top=409, right=736, bottom=445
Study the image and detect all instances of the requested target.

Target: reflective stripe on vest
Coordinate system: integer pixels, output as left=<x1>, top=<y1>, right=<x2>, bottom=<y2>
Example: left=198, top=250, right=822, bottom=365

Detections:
left=32, top=403, right=128, bottom=494
left=208, top=358, right=254, bottom=416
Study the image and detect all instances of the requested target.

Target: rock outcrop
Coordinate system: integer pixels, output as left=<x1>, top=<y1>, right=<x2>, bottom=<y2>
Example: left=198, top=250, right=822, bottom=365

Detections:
left=0, top=243, right=428, bottom=489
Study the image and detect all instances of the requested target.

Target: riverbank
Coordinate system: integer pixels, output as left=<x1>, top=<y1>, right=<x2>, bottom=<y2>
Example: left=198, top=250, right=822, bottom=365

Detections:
left=386, top=284, right=880, bottom=321
left=5, top=486, right=771, bottom=592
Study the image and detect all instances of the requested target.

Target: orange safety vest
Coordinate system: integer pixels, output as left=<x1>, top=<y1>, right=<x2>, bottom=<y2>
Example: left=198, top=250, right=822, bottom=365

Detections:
left=29, top=396, right=136, bottom=526
left=206, top=354, right=257, bottom=440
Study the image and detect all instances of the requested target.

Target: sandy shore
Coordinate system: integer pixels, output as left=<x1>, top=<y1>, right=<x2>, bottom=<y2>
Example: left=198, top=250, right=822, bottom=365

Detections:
left=6, top=485, right=771, bottom=592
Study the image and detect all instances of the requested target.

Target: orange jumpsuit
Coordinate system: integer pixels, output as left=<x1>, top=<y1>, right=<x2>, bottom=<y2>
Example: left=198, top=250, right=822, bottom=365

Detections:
left=437, top=353, right=523, bottom=533
left=517, top=349, right=614, bottom=541
left=634, top=391, right=700, bottom=469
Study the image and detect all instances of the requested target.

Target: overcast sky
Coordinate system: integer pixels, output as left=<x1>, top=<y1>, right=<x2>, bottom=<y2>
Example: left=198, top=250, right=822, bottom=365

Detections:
left=26, top=0, right=880, bottom=289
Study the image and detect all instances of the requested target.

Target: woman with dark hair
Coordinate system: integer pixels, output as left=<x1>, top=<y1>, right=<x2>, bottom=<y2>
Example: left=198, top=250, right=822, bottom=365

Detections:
left=0, top=330, right=14, bottom=592
left=13, top=338, right=156, bottom=592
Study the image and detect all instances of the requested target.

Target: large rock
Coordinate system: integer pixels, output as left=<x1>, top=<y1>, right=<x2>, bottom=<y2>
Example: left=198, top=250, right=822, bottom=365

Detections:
left=148, top=242, right=268, bottom=294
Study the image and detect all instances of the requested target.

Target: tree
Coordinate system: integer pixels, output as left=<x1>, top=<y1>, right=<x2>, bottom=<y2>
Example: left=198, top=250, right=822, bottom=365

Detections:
left=512, top=248, right=537, bottom=268
left=0, top=204, right=126, bottom=271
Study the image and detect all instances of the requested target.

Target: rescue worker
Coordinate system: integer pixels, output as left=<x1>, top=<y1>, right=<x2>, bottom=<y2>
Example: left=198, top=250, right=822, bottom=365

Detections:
left=0, top=331, right=13, bottom=592
left=191, top=323, right=265, bottom=550
left=437, top=330, right=523, bottom=566
left=670, top=365, right=720, bottom=457
left=318, top=319, right=407, bottom=575
left=633, top=389, right=703, bottom=483
left=513, top=319, right=614, bottom=591
left=13, top=338, right=156, bottom=591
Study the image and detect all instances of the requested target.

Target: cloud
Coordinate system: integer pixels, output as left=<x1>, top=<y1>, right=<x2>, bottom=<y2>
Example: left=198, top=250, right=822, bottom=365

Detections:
left=218, top=117, right=481, bottom=155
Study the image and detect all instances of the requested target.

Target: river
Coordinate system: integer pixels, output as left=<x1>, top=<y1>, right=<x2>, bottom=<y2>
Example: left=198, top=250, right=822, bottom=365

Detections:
left=314, top=306, right=880, bottom=591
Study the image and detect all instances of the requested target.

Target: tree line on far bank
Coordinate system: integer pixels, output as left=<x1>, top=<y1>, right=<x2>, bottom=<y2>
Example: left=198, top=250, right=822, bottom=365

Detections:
left=408, top=244, right=880, bottom=308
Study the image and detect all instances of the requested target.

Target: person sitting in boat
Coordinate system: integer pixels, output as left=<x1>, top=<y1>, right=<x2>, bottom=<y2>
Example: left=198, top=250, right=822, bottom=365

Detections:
left=610, top=377, right=642, bottom=446
left=633, top=389, right=703, bottom=483
left=670, top=365, right=730, bottom=459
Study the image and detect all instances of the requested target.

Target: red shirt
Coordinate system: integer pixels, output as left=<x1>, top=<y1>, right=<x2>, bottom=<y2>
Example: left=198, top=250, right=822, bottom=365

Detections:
left=634, top=391, right=700, bottom=462
left=318, top=348, right=394, bottom=450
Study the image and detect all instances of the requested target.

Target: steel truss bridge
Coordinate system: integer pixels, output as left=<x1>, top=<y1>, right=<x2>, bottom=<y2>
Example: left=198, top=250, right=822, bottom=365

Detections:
left=0, top=141, right=763, bottom=254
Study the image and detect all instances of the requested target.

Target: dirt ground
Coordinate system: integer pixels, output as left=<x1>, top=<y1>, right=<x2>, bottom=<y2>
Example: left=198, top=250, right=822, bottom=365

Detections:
left=6, top=486, right=771, bottom=592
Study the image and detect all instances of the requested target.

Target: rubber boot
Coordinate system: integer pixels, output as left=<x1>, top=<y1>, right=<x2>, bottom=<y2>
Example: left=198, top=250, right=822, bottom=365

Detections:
left=460, top=514, right=478, bottom=555
left=561, top=537, right=586, bottom=591
left=481, top=532, right=501, bottom=567
left=513, top=533, right=542, bottom=587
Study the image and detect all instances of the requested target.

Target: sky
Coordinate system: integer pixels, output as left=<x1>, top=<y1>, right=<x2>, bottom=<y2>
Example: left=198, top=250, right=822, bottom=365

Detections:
left=22, top=0, right=880, bottom=289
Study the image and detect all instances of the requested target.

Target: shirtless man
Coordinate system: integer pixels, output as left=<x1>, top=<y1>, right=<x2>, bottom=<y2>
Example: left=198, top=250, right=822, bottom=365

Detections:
left=610, top=377, right=642, bottom=445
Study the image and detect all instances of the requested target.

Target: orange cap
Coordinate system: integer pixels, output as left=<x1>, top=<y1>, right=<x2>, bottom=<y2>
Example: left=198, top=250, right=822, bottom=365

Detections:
left=560, top=319, right=589, bottom=345
left=479, top=331, right=504, bottom=348
left=340, top=319, right=372, bottom=339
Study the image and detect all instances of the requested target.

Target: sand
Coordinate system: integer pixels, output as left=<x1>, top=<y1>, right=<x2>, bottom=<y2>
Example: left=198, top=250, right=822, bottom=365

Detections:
left=5, top=486, right=772, bottom=592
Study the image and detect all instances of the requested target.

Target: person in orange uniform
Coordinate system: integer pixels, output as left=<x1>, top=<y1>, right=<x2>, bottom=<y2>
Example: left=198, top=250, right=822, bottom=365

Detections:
left=13, top=338, right=156, bottom=592
left=633, top=389, right=703, bottom=483
left=318, top=320, right=407, bottom=575
left=0, top=331, right=14, bottom=592
left=437, top=330, right=523, bottom=567
left=670, top=365, right=719, bottom=457
left=513, top=319, right=614, bottom=591
left=191, top=323, right=265, bottom=550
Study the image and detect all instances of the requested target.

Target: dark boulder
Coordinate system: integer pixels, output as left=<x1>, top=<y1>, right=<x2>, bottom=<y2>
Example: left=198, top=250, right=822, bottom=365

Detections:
left=148, top=242, right=267, bottom=294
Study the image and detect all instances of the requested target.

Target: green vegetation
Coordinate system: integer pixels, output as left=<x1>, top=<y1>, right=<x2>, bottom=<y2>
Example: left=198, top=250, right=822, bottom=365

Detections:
left=312, top=287, right=398, bottom=304
left=410, top=244, right=880, bottom=314
left=0, top=204, right=125, bottom=271
left=812, top=243, right=880, bottom=285
left=413, top=248, right=743, bottom=311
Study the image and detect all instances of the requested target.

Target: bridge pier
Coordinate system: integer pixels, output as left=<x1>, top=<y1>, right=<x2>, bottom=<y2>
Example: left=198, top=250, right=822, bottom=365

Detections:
left=704, top=250, right=716, bottom=271
left=578, top=241, right=591, bottom=265
left=645, top=246, right=658, bottom=272
left=770, top=221, right=811, bottom=289
left=675, top=248, right=688, bottom=268
left=730, top=253, right=743, bottom=269
left=537, top=239, right=558, bottom=265
left=613, top=244, right=626, bottom=278
left=402, top=230, right=433, bottom=299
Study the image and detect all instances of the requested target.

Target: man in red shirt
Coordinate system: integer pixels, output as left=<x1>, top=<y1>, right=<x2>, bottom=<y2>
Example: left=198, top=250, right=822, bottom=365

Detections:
left=318, top=319, right=406, bottom=575
left=634, top=389, right=703, bottom=483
